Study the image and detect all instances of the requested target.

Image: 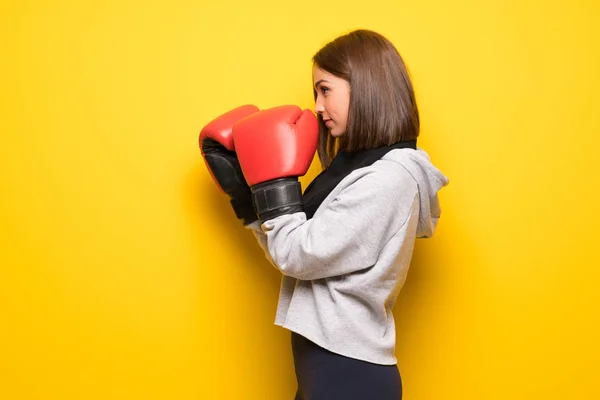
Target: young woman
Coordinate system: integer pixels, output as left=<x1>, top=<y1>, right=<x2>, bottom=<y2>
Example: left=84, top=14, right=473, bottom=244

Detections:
left=199, top=29, right=449, bottom=400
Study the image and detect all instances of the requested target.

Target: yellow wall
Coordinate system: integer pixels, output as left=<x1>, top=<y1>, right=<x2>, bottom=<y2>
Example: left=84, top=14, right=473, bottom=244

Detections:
left=1, top=0, right=598, bottom=399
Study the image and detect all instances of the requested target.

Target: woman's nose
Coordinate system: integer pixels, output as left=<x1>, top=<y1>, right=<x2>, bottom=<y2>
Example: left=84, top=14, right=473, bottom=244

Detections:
left=314, top=97, right=324, bottom=114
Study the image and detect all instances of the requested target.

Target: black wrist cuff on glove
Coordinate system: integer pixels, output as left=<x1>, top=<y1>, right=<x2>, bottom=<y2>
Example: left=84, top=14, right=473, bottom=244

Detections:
left=251, top=178, right=303, bottom=223
left=230, top=193, right=258, bottom=225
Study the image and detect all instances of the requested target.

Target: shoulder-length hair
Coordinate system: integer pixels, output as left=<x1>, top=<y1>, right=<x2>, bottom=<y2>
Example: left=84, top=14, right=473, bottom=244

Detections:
left=312, top=29, right=420, bottom=168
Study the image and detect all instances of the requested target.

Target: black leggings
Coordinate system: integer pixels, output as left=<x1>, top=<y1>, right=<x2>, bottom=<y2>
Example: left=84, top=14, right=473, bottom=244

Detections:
left=291, top=332, right=402, bottom=400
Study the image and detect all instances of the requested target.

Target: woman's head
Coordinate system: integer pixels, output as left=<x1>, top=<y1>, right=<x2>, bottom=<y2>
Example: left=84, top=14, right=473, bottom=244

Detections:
left=312, top=29, right=420, bottom=167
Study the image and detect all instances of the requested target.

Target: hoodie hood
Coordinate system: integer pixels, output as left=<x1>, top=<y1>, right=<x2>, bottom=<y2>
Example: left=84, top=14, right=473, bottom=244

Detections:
left=384, top=147, right=449, bottom=238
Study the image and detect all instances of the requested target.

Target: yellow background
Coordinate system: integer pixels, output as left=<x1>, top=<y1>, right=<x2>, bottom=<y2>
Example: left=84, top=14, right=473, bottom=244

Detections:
left=1, top=0, right=598, bottom=399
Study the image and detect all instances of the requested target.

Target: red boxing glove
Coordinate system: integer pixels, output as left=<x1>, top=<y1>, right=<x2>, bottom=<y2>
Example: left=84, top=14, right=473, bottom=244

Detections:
left=233, top=105, right=319, bottom=223
left=199, top=105, right=260, bottom=225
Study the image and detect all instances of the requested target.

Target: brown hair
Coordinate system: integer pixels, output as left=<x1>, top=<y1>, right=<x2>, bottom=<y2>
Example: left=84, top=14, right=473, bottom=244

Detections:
left=312, top=29, right=420, bottom=168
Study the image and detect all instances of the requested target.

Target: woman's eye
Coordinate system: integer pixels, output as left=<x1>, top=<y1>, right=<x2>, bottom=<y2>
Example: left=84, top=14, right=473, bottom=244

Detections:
left=320, top=87, right=330, bottom=94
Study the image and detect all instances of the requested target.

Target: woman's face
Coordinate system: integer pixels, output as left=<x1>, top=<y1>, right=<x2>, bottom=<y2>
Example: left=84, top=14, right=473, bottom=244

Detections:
left=313, top=64, right=350, bottom=137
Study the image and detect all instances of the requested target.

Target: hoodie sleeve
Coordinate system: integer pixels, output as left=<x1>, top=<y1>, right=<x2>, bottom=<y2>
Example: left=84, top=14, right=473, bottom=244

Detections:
left=256, top=168, right=418, bottom=280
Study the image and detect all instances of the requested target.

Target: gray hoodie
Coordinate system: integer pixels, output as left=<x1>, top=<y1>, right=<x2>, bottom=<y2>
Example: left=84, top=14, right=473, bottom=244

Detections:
left=246, top=147, right=449, bottom=365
